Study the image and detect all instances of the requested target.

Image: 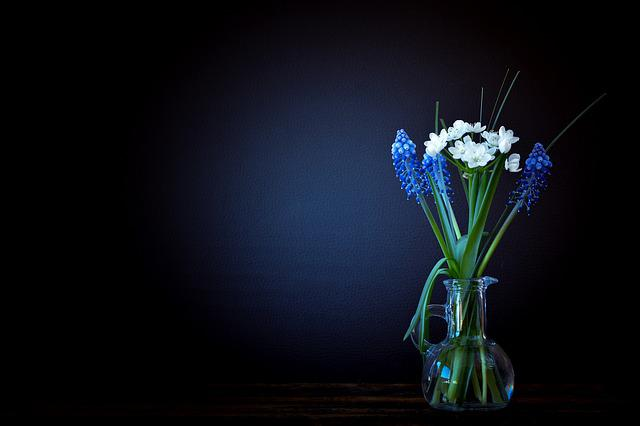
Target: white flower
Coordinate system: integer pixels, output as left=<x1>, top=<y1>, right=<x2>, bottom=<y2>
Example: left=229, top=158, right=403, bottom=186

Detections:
left=468, top=122, right=486, bottom=133
left=504, top=153, right=522, bottom=172
left=497, top=126, right=520, bottom=154
left=447, top=120, right=468, bottom=141
left=448, top=135, right=475, bottom=159
left=424, top=129, right=448, bottom=158
left=481, top=130, right=500, bottom=148
left=482, top=142, right=498, bottom=156
left=462, top=141, right=495, bottom=168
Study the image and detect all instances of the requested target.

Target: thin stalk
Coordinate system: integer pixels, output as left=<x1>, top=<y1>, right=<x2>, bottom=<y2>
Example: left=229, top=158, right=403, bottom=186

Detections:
left=491, top=368, right=507, bottom=402
left=435, top=100, right=440, bottom=133
left=486, top=370, right=504, bottom=403
left=459, top=169, right=469, bottom=204
left=446, top=347, right=467, bottom=402
left=474, top=172, right=488, bottom=224
left=480, top=346, right=488, bottom=404
left=479, top=87, right=484, bottom=123
left=478, top=87, right=484, bottom=142
left=462, top=349, right=475, bottom=401
left=471, top=366, right=482, bottom=401
left=430, top=364, right=443, bottom=404
left=545, top=93, right=607, bottom=152
left=476, top=203, right=519, bottom=276
left=477, top=205, right=510, bottom=265
left=431, top=352, right=455, bottom=406
left=487, top=68, right=509, bottom=129
left=447, top=289, right=485, bottom=404
left=468, top=174, right=476, bottom=231
left=491, top=71, right=520, bottom=130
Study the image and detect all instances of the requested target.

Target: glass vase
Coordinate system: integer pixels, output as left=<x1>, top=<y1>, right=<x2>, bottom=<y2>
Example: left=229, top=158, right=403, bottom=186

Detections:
left=411, top=277, right=514, bottom=411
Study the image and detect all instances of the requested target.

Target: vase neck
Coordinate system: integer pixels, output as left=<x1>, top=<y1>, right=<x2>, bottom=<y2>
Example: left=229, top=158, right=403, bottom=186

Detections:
left=444, top=277, right=496, bottom=340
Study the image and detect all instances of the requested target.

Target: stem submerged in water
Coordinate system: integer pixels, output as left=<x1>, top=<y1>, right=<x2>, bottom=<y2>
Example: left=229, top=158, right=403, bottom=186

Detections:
left=424, top=283, right=510, bottom=409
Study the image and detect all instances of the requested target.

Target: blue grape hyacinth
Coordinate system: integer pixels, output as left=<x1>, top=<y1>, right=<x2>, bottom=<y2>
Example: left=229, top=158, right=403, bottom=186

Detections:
left=422, top=153, right=453, bottom=199
left=508, top=143, right=552, bottom=213
left=392, top=129, right=429, bottom=202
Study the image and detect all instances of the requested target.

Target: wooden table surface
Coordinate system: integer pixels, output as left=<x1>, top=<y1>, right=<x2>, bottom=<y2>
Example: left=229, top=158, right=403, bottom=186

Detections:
left=6, top=383, right=625, bottom=421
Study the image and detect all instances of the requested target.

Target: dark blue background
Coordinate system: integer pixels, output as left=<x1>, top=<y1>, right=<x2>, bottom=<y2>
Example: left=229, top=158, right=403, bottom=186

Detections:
left=7, top=1, right=627, bottom=399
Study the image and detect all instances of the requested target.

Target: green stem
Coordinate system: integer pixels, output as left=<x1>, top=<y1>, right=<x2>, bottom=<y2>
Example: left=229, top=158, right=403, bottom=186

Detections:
left=477, top=205, right=510, bottom=265
left=462, top=349, right=477, bottom=402
left=480, top=346, right=488, bottom=404
left=491, top=368, right=507, bottom=402
left=471, top=365, right=482, bottom=401
left=486, top=369, right=504, bottom=403
left=476, top=203, right=519, bottom=276
left=446, top=347, right=466, bottom=403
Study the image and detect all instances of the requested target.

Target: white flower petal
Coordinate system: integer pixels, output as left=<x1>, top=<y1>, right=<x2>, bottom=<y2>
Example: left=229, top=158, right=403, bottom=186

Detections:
left=504, top=153, right=522, bottom=172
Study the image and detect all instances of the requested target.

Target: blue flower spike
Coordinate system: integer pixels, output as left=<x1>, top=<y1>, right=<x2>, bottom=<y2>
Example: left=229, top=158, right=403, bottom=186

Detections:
left=392, top=129, right=429, bottom=202
left=508, top=143, right=552, bottom=214
left=422, top=153, right=453, bottom=199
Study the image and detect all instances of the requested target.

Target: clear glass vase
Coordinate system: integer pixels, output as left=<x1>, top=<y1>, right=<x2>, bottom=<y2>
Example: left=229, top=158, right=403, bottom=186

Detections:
left=411, top=277, right=514, bottom=411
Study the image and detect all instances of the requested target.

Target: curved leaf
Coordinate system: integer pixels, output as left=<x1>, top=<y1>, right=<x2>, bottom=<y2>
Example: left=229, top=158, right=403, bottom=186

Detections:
left=403, top=258, right=449, bottom=341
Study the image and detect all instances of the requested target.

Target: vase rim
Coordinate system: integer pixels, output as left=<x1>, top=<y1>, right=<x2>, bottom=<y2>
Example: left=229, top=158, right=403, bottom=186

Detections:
left=443, top=276, right=498, bottom=289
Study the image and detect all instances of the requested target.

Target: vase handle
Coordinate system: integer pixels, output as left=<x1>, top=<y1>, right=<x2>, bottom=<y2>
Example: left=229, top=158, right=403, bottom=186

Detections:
left=411, top=304, right=447, bottom=353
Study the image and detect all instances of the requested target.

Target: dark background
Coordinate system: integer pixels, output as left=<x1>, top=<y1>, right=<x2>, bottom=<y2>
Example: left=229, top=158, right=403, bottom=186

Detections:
left=5, top=1, right=630, bottom=403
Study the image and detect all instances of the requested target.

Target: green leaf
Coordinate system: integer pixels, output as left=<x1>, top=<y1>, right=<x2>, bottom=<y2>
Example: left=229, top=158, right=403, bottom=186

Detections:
left=426, top=173, right=456, bottom=249
left=454, top=234, right=468, bottom=265
left=418, top=267, right=450, bottom=353
left=403, top=258, right=448, bottom=341
left=434, top=158, right=461, bottom=240
left=416, top=194, right=453, bottom=264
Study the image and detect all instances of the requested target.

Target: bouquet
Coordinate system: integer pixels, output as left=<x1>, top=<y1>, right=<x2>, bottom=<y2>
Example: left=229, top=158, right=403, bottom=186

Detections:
left=391, top=69, right=605, bottom=410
